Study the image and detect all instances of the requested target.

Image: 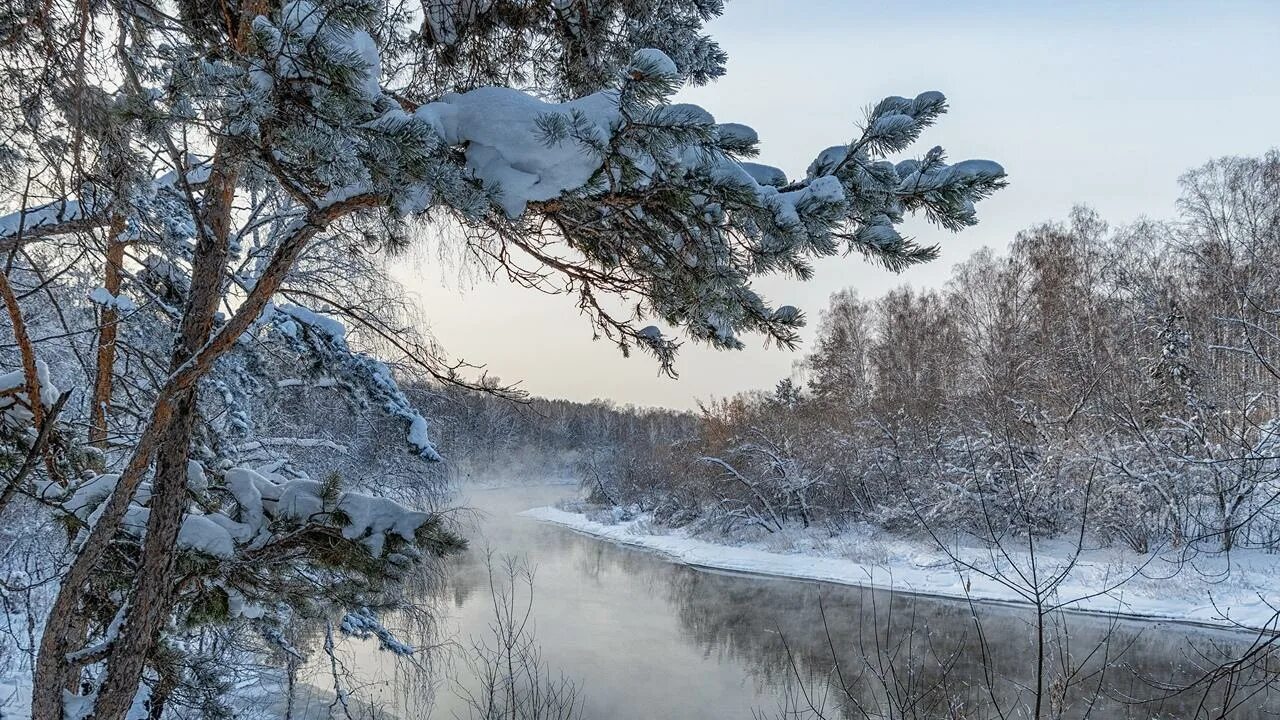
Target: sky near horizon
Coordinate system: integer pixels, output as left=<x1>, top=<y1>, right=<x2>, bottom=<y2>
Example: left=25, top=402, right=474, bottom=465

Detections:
left=393, top=0, right=1280, bottom=410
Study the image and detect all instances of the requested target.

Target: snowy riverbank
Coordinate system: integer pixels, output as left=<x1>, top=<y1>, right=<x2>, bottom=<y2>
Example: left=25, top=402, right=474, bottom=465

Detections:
left=521, top=506, right=1280, bottom=632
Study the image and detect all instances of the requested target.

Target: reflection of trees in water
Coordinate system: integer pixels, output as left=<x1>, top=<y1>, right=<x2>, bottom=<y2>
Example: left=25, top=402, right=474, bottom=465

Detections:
left=445, top=549, right=484, bottom=609
left=289, top=550, right=457, bottom=719
left=584, top=538, right=1274, bottom=719
left=572, top=540, right=614, bottom=587
left=662, top=568, right=995, bottom=714
left=437, top=506, right=1275, bottom=719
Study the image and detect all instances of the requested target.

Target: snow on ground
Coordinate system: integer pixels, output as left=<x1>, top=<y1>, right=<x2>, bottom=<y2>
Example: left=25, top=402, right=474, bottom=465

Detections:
left=522, top=506, right=1280, bottom=632
left=0, top=674, right=31, bottom=720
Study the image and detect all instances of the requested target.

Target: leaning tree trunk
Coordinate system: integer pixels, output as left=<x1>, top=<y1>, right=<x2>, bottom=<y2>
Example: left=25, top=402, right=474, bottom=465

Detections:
left=86, top=154, right=239, bottom=720
left=88, top=395, right=200, bottom=720
left=31, top=400, right=177, bottom=719
left=65, top=196, right=369, bottom=720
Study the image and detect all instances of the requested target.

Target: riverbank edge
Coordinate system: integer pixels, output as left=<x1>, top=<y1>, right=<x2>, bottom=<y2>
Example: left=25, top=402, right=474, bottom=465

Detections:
left=521, top=506, right=1279, bottom=635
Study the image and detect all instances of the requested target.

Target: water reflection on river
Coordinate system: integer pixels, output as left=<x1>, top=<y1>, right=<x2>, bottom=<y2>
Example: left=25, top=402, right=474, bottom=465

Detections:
left=310, top=484, right=1278, bottom=719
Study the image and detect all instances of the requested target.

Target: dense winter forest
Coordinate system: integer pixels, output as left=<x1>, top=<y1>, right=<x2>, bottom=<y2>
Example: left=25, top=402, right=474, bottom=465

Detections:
left=578, top=153, right=1280, bottom=557
left=0, top=0, right=1275, bottom=717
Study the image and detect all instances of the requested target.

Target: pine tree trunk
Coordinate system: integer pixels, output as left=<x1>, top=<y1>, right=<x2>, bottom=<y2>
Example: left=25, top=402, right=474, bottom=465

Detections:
left=88, top=393, right=198, bottom=720
left=31, top=399, right=178, bottom=720
left=30, top=179, right=363, bottom=720
left=76, top=178, right=363, bottom=720
left=89, top=215, right=127, bottom=448
left=87, top=155, right=239, bottom=720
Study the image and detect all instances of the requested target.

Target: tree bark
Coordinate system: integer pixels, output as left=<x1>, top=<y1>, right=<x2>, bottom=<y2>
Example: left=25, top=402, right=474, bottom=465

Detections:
left=30, top=189, right=370, bottom=719
left=31, top=399, right=173, bottom=720
left=87, top=150, right=240, bottom=719
left=90, top=197, right=369, bottom=720
left=87, top=393, right=199, bottom=720
left=0, top=269, right=46, bottom=431
left=89, top=214, right=127, bottom=448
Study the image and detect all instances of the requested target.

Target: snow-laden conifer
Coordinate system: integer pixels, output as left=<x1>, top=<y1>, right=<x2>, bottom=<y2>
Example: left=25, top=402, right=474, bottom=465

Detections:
left=0, top=1, right=1006, bottom=716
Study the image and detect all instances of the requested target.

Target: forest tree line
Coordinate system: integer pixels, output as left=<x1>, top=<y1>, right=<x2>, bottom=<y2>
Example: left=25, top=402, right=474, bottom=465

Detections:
left=571, top=152, right=1280, bottom=554
left=420, top=388, right=695, bottom=485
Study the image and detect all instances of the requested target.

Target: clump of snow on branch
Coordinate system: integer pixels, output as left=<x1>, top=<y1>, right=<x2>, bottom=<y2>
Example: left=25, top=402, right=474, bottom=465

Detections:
left=412, top=88, right=620, bottom=217
left=267, top=303, right=443, bottom=461
left=87, top=287, right=137, bottom=313
left=0, top=360, right=60, bottom=430
left=340, top=607, right=415, bottom=654
left=46, top=460, right=437, bottom=581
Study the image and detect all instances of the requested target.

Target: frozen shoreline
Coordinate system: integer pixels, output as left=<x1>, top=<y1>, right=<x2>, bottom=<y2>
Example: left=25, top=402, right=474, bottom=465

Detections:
left=521, top=506, right=1280, bottom=633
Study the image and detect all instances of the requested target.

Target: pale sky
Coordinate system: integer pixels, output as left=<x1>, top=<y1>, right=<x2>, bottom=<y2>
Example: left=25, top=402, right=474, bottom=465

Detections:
left=392, top=0, right=1280, bottom=410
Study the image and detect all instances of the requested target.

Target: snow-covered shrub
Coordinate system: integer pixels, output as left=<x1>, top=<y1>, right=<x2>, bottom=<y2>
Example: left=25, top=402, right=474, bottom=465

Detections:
left=1091, top=461, right=1175, bottom=554
left=1233, top=419, right=1280, bottom=550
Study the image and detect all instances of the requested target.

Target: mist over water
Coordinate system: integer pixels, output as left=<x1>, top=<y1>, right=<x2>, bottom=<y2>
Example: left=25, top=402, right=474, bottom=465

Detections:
left=315, top=484, right=1277, bottom=719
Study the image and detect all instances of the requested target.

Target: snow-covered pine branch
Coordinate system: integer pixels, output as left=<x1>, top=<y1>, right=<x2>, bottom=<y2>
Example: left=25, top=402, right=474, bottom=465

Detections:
left=0, top=0, right=1010, bottom=715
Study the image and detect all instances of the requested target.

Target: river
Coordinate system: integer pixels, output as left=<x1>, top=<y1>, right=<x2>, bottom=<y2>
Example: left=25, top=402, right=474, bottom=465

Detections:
left=297, top=484, right=1278, bottom=719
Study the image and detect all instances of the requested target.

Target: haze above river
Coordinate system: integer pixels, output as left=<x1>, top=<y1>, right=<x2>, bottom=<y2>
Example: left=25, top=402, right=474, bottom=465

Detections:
left=300, top=484, right=1277, bottom=719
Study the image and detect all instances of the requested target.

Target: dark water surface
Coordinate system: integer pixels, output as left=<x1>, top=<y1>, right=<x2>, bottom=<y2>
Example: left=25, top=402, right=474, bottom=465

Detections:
left=308, top=484, right=1278, bottom=719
